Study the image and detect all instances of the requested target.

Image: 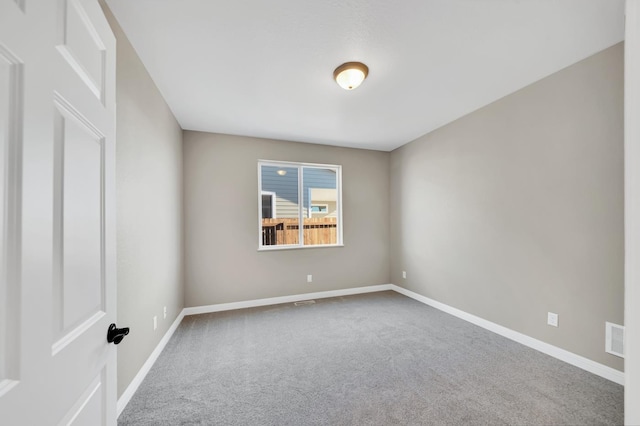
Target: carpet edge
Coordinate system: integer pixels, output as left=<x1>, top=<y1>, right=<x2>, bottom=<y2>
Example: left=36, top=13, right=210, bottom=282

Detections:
left=182, top=284, right=394, bottom=316
left=117, top=309, right=186, bottom=417
left=118, top=282, right=623, bottom=421
left=390, top=284, right=625, bottom=386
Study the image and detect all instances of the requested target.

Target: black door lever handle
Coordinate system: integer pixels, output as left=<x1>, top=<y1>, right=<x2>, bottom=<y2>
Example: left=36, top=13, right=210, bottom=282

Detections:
left=107, top=323, right=130, bottom=345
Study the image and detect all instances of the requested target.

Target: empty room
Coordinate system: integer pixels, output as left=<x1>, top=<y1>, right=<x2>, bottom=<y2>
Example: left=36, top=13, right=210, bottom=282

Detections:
left=1, top=0, right=640, bottom=425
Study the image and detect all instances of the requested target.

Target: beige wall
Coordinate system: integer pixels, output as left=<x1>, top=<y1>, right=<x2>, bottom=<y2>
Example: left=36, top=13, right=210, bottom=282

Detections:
left=102, top=5, right=185, bottom=398
left=390, top=44, right=624, bottom=370
left=183, top=132, right=390, bottom=306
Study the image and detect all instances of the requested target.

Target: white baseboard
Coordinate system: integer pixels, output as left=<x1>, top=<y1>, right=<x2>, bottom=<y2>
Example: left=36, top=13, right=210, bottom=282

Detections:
left=117, top=283, right=623, bottom=417
left=117, top=309, right=186, bottom=417
left=390, top=284, right=625, bottom=386
left=117, top=284, right=392, bottom=417
left=182, top=284, right=394, bottom=316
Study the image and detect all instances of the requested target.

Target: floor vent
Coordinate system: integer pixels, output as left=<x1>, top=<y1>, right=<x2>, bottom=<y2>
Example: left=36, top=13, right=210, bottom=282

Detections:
left=605, top=322, right=624, bottom=358
left=294, top=300, right=316, bottom=306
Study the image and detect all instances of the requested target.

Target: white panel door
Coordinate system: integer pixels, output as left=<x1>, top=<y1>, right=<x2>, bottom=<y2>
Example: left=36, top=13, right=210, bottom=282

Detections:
left=0, top=0, right=118, bottom=424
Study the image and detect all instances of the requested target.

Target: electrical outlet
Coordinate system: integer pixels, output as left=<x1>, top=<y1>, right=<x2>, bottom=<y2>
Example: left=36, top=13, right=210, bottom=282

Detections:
left=153, top=316, right=158, bottom=330
left=547, top=312, right=558, bottom=327
left=163, top=306, right=167, bottom=319
left=402, top=271, right=407, bottom=279
left=307, top=274, right=313, bottom=283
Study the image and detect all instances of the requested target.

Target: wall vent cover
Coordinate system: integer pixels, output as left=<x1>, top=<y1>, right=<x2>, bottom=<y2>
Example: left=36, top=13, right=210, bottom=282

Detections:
left=605, top=322, right=624, bottom=358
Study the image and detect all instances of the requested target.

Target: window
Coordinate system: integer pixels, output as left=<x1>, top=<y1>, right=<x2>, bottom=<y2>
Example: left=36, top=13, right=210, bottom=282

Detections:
left=261, top=191, right=276, bottom=218
left=310, top=204, right=328, bottom=214
left=258, top=160, right=342, bottom=249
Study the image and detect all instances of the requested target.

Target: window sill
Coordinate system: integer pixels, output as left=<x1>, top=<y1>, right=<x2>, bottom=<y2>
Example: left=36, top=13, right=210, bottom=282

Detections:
left=258, top=244, right=344, bottom=252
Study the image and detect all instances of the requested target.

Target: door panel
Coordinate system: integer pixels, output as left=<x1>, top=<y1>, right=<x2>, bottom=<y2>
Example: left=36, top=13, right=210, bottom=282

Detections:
left=53, top=95, right=105, bottom=343
left=0, top=0, right=117, bottom=424
left=57, top=0, right=107, bottom=102
left=58, top=373, right=105, bottom=426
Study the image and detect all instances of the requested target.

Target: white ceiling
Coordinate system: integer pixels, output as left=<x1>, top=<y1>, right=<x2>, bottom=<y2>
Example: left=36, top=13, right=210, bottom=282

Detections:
left=106, top=0, right=624, bottom=152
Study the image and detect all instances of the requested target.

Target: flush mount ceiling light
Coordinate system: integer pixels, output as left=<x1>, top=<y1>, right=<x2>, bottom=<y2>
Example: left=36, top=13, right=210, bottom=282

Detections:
left=276, top=169, right=287, bottom=176
left=333, top=62, right=369, bottom=90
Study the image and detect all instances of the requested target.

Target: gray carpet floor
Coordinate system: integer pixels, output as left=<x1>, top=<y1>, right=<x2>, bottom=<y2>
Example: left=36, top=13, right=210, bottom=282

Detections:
left=118, top=291, right=623, bottom=425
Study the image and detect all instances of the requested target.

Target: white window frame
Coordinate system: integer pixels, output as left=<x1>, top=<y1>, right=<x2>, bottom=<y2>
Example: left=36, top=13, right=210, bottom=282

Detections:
left=258, top=160, right=343, bottom=250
